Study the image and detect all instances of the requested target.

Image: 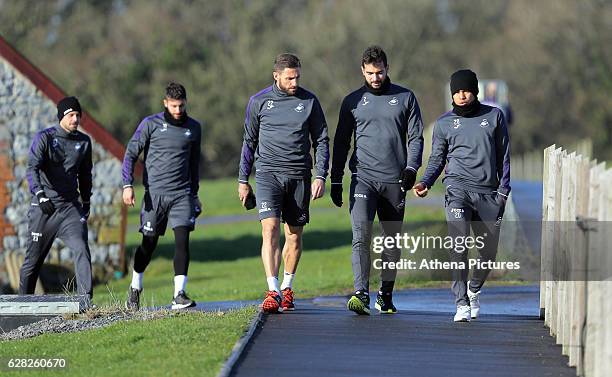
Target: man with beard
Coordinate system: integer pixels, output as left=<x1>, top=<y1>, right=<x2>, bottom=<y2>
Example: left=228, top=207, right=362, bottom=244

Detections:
left=238, top=53, right=329, bottom=313
left=20, top=96, right=94, bottom=306
left=331, top=46, right=424, bottom=315
left=122, top=82, right=202, bottom=310
left=413, top=69, right=510, bottom=322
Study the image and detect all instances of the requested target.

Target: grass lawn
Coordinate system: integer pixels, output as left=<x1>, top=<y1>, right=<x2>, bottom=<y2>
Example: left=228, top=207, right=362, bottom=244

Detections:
left=0, top=307, right=257, bottom=377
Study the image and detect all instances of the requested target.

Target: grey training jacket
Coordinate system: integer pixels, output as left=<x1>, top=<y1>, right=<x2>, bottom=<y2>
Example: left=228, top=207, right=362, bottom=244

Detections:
left=421, top=104, right=511, bottom=195
left=122, top=112, right=201, bottom=196
left=238, top=83, right=329, bottom=182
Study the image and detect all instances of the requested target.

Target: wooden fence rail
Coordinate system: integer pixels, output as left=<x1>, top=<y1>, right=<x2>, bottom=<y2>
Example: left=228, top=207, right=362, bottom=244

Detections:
left=540, top=144, right=611, bottom=377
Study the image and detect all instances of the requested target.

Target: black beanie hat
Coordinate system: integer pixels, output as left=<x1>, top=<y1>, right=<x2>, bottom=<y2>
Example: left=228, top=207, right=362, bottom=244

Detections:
left=450, top=69, right=479, bottom=96
left=57, top=96, right=82, bottom=121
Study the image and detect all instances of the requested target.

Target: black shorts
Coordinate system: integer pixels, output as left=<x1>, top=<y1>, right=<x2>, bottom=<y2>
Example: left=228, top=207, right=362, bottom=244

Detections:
left=140, top=191, right=196, bottom=236
left=255, top=171, right=310, bottom=226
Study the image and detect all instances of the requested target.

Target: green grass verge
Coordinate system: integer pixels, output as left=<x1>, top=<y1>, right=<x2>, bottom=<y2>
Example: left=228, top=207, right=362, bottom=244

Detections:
left=102, top=200, right=447, bottom=307
left=0, top=307, right=257, bottom=377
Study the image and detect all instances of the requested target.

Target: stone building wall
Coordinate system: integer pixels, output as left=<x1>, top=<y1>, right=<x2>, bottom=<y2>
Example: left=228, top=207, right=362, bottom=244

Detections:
left=0, top=58, right=125, bottom=292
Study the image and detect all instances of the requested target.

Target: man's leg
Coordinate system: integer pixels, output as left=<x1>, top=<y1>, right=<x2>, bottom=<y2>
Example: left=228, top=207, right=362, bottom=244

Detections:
left=132, top=235, right=160, bottom=278
left=256, top=172, right=284, bottom=312
left=260, top=217, right=284, bottom=313
left=261, top=217, right=282, bottom=286
left=278, top=223, right=303, bottom=311
left=347, top=177, right=378, bottom=315
left=279, top=174, right=310, bottom=290
left=172, top=227, right=190, bottom=290
left=349, top=177, right=378, bottom=292
left=167, top=193, right=197, bottom=309
left=281, top=223, right=303, bottom=279
left=445, top=187, right=473, bottom=312
left=377, top=182, right=406, bottom=293
left=57, top=202, right=92, bottom=298
left=373, top=183, right=406, bottom=314
left=127, top=192, right=166, bottom=309
left=469, top=192, right=505, bottom=293
left=19, top=206, right=58, bottom=294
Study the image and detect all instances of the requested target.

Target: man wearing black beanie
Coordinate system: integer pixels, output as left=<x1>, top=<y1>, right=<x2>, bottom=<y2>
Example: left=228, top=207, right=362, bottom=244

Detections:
left=414, top=69, right=511, bottom=322
left=20, top=96, right=94, bottom=308
left=56, top=96, right=82, bottom=123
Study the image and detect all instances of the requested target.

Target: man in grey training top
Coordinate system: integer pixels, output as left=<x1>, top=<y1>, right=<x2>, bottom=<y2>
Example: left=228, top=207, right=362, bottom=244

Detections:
left=331, top=46, right=424, bottom=315
left=414, top=69, right=510, bottom=322
left=238, top=53, right=329, bottom=313
left=122, top=82, right=202, bottom=310
left=20, top=96, right=93, bottom=304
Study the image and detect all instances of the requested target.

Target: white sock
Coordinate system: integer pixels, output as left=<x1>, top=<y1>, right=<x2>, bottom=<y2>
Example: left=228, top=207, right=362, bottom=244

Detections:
left=131, top=271, right=143, bottom=291
left=174, top=275, right=187, bottom=297
left=266, top=276, right=280, bottom=295
left=280, top=271, right=295, bottom=290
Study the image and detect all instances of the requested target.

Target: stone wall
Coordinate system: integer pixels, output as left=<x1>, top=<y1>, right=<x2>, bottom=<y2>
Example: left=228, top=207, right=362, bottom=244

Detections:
left=0, top=59, right=125, bottom=291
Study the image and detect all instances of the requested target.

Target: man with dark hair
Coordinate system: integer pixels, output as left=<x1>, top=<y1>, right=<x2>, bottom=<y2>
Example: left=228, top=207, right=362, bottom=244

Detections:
left=414, top=69, right=510, bottom=322
left=331, top=45, right=424, bottom=315
left=238, top=53, right=329, bottom=313
left=122, top=82, right=202, bottom=310
left=20, top=96, right=93, bottom=304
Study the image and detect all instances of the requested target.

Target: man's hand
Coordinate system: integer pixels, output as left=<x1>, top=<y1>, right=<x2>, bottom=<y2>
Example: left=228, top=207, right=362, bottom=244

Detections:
left=311, top=178, right=325, bottom=200
left=399, top=168, right=417, bottom=193
left=330, top=183, right=343, bottom=207
left=413, top=182, right=429, bottom=198
left=123, top=187, right=135, bottom=207
left=36, top=192, right=55, bottom=215
left=496, top=192, right=508, bottom=206
left=194, top=197, right=203, bottom=218
left=81, top=201, right=91, bottom=220
left=238, top=183, right=252, bottom=206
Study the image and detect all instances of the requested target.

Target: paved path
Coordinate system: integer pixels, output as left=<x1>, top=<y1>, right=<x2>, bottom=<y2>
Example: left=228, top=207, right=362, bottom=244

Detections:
left=229, top=181, right=574, bottom=376
left=231, top=286, right=574, bottom=377
left=508, top=181, right=543, bottom=255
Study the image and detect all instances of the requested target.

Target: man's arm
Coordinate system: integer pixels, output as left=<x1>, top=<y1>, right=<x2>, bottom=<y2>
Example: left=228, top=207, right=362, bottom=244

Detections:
left=309, top=97, right=330, bottom=181
left=495, top=111, right=511, bottom=197
left=122, top=119, right=151, bottom=189
left=404, top=93, right=425, bottom=173
left=238, top=96, right=260, bottom=184
left=419, top=121, right=448, bottom=188
left=330, top=97, right=355, bottom=184
left=78, top=138, right=93, bottom=202
left=189, top=123, right=202, bottom=196
left=26, top=130, right=48, bottom=197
